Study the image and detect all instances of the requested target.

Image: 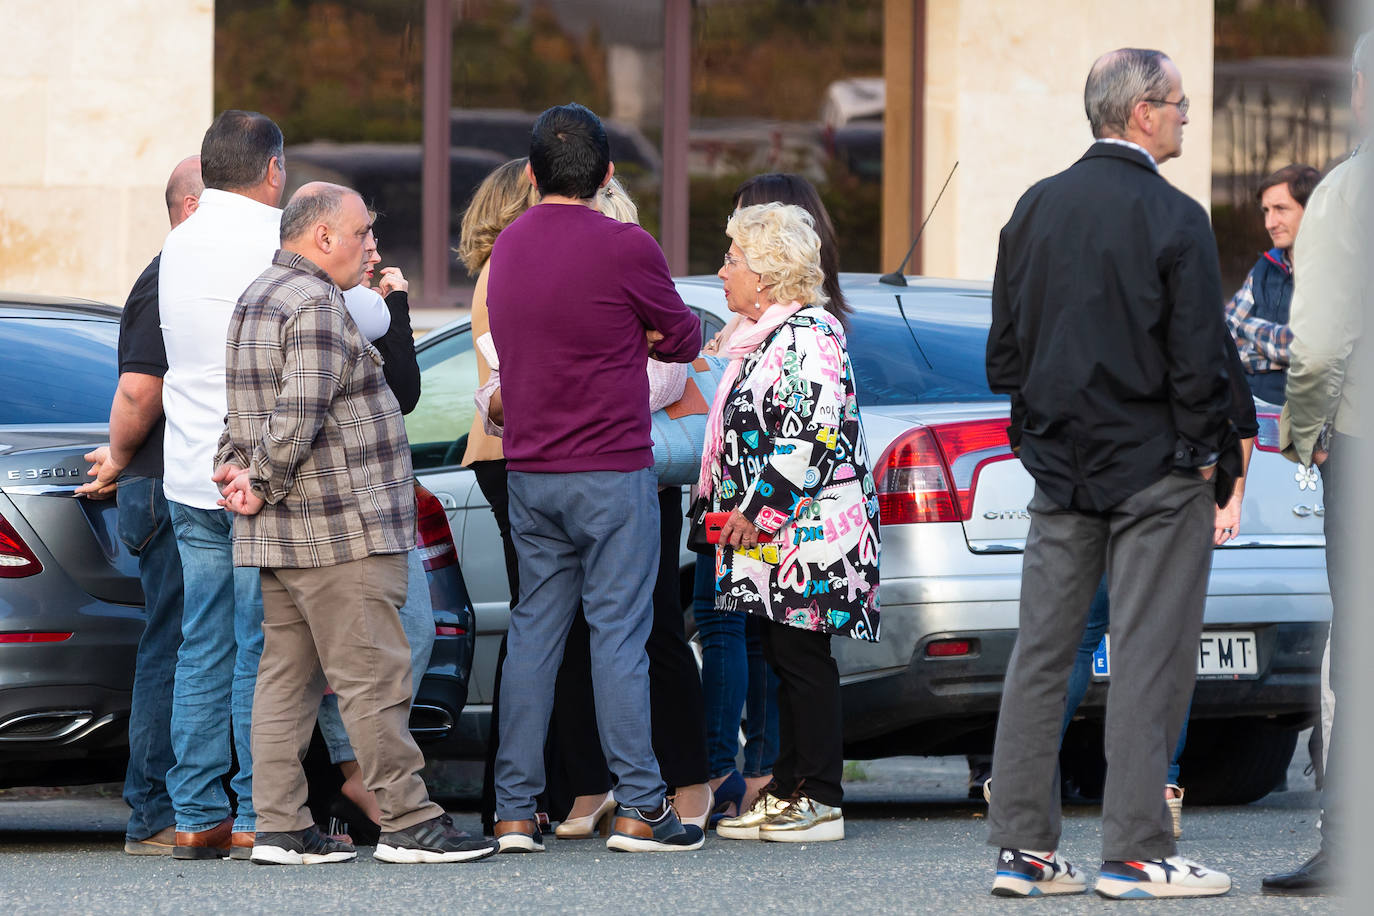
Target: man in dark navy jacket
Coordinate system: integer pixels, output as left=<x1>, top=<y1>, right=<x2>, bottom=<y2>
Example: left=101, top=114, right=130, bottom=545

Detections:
left=983, top=49, right=1237, bottom=900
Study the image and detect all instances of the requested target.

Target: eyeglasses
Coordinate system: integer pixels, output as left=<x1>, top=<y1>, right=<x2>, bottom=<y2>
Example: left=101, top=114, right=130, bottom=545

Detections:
left=722, top=252, right=748, bottom=270
left=1144, top=95, right=1189, bottom=117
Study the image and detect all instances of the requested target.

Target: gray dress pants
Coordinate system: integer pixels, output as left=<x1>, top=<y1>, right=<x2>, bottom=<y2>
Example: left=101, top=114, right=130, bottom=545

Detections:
left=988, top=470, right=1214, bottom=861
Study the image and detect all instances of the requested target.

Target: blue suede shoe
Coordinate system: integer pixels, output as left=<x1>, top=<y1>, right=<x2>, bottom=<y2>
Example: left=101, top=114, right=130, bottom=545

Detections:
left=709, top=771, right=746, bottom=828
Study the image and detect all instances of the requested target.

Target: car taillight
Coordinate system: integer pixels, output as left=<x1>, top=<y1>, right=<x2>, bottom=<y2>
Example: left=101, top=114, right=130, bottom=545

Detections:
left=0, top=632, right=71, bottom=643
left=874, top=418, right=1014, bottom=525
left=414, top=483, right=457, bottom=572
left=1255, top=412, right=1281, bottom=453
left=926, top=638, right=973, bottom=658
left=0, top=512, right=43, bottom=578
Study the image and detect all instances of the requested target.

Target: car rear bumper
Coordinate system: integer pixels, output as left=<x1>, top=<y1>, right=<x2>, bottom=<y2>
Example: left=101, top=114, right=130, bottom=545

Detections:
left=835, top=590, right=1328, bottom=757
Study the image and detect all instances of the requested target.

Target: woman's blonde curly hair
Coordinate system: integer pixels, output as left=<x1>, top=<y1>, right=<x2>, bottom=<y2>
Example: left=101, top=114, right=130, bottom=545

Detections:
left=456, top=158, right=539, bottom=275
left=727, top=203, right=829, bottom=309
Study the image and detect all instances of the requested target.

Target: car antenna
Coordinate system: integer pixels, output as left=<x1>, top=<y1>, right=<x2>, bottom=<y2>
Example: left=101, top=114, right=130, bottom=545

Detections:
left=879, top=160, right=958, bottom=287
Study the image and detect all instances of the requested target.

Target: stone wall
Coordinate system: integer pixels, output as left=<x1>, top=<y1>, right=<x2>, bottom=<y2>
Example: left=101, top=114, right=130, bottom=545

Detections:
left=0, top=1, right=213, bottom=305
left=920, top=0, right=1215, bottom=281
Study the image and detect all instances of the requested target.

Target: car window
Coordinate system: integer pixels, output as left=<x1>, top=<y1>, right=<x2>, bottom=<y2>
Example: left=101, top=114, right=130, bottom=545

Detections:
left=693, top=307, right=726, bottom=350
left=846, top=301, right=1002, bottom=406
left=0, top=317, right=119, bottom=424
left=408, top=328, right=476, bottom=470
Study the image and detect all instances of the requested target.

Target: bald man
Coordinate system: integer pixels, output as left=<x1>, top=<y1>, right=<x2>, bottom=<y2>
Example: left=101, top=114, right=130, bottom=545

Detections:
left=213, top=183, right=497, bottom=865
left=78, top=155, right=204, bottom=855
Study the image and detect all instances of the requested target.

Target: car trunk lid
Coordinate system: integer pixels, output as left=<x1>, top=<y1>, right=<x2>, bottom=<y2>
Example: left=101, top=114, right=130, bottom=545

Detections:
left=0, top=436, right=142, bottom=604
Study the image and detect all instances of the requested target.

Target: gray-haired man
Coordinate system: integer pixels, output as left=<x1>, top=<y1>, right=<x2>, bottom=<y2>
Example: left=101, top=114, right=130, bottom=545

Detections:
left=215, top=183, right=497, bottom=866
left=984, top=49, right=1235, bottom=899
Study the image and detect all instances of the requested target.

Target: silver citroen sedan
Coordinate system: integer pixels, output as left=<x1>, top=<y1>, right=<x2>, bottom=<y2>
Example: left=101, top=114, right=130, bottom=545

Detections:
left=411, top=273, right=1327, bottom=805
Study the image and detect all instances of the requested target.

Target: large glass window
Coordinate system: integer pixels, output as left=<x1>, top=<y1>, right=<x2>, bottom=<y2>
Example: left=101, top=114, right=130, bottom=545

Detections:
left=687, top=1, right=884, bottom=276
left=1212, top=1, right=1351, bottom=292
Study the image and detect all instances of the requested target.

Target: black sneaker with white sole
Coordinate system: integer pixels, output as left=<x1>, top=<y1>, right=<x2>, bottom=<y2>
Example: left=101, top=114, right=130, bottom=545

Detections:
left=606, top=802, right=705, bottom=852
left=373, top=814, right=499, bottom=864
left=250, top=826, right=357, bottom=865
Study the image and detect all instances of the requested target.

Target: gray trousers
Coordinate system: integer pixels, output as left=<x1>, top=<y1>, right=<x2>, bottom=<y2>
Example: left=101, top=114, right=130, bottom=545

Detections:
left=495, top=468, right=665, bottom=821
left=988, top=470, right=1214, bottom=861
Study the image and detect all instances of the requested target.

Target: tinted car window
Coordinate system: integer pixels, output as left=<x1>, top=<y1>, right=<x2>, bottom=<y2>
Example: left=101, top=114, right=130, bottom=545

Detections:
left=0, top=316, right=119, bottom=424
left=846, top=295, right=1002, bottom=406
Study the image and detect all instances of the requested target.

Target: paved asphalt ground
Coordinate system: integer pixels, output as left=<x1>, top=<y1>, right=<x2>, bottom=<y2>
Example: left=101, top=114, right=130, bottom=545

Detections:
left=0, top=741, right=1338, bottom=915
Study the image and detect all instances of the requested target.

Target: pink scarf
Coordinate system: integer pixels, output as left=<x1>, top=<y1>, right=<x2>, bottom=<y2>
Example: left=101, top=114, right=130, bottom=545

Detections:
left=697, top=301, right=804, bottom=497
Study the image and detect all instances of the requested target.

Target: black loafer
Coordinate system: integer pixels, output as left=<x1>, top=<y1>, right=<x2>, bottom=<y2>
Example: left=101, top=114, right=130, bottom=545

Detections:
left=1261, top=850, right=1330, bottom=896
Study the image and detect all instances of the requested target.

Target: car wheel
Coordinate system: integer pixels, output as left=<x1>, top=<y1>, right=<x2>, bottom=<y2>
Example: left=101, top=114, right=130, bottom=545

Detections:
left=1178, top=718, right=1299, bottom=805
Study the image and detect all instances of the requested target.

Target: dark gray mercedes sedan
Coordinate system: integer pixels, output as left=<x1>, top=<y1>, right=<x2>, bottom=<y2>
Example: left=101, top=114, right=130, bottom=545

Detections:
left=0, top=294, right=476, bottom=790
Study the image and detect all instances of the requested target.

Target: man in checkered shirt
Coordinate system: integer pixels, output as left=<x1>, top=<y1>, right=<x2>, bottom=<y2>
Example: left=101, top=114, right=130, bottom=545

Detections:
left=214, top=182, right=497, bottom=866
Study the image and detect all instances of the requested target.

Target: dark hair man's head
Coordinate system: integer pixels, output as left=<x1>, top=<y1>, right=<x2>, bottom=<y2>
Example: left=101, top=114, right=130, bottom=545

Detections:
left=200, top=110, right=286, bottom=204
left=1257, top=164, right=1321, bottom=210
left=528, top=104, right=612, bottom=200
left=280, top=182, right=373, bottom=291
left=1256, top=164, right=1320, bottom=252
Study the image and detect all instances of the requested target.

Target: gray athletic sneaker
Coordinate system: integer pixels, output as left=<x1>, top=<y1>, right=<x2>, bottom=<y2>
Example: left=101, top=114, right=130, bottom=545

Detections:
left=373, top=814, right=499, bottom=864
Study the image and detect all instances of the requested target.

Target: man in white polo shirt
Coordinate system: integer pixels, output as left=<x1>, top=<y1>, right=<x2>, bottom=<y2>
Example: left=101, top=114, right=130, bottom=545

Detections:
left=159, top=110, right=389, bottom=859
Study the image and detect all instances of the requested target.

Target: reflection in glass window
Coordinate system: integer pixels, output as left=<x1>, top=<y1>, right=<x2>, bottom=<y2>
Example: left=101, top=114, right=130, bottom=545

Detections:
left=407, top=329, right=476, bottom=470
left=0, top=318, right=119, bottom=425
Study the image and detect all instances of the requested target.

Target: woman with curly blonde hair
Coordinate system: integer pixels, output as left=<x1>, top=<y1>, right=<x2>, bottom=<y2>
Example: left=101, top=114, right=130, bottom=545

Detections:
left=708, top=203, right=881, bottom=844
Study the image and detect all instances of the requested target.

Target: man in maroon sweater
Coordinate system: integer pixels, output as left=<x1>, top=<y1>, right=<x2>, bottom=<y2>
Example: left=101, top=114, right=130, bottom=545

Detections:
left=487, top=103, right=703, bottom=853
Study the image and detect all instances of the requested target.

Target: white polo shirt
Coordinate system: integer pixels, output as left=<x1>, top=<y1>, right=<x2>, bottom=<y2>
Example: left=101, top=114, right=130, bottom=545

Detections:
left=159, top=188, right=389, bottom=510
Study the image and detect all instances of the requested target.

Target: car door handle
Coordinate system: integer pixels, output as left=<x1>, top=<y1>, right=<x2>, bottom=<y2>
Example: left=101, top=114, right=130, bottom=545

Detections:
left=432, top=491, right=459, bottom=510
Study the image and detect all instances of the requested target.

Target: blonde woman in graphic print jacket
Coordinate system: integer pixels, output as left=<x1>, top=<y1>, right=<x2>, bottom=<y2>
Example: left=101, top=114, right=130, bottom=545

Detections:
left=705, top=202, right=880, bottom=845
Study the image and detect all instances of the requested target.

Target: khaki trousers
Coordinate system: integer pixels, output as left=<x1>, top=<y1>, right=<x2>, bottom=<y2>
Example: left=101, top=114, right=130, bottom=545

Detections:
left=253, top=553, right=443, bottom=833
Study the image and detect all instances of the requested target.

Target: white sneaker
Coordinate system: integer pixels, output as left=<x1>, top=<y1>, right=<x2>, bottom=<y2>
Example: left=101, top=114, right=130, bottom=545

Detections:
left=991, top=848, right=1087, bottom=897
left=1095, top=856, right=1230, bottom=898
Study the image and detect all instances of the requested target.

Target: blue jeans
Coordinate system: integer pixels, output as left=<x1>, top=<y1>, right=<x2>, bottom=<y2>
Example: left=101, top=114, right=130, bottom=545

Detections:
left=317, top=549, right=434, bottom=764
left=496, top=469, right=665, bottom=820
left=117, top=476, right=184, bottom=842
left=694, top=556, right=779, bottom=779
left=166, top=502, right=263, bottom=833
left=1063, top=576, right=1189, bottom=785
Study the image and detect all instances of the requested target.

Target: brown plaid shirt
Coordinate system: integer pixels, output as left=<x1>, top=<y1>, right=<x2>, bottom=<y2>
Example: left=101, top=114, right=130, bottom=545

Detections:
left=215, top=250, right=415, bottom=569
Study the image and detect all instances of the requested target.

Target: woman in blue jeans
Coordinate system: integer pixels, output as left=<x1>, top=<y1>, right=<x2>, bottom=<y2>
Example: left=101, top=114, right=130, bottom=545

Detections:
left=695, top=555, right=779, bottom=818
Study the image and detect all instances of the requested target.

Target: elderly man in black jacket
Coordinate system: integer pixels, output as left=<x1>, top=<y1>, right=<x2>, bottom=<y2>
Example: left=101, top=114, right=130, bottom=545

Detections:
left=983, top=48, right=1237, bottom=900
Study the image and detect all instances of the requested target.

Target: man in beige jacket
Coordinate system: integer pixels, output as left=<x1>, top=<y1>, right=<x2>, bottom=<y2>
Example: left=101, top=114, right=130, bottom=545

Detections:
left=1271, top=29, right=1372, bottom=898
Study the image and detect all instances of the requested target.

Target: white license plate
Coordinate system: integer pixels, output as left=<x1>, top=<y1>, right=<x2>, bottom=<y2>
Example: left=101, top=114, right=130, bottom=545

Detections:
left=1092, top=630, right=1259, bottom=678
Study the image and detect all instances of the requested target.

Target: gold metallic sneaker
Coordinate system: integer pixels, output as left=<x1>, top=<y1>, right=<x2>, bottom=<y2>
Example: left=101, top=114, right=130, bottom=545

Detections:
left=715, top=793, right=789, bottom=840
left=1166, top=785, right=1184, bottom=839
left=757, top=796, right=844, bottom=843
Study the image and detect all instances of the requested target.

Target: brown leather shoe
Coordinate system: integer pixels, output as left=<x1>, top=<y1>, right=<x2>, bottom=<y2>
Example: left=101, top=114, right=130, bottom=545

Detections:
left=173, top=817, right=232, bottom=860
left=124, top=825, right=176, bottom=856
left=230, top=830, right=255, bottom=860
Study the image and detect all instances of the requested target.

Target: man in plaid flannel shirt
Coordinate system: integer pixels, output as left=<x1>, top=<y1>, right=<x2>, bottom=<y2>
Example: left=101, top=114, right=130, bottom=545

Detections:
left=214, top=183, right=497, bottom=866
left=1223, top=163, right=1320, bottom=405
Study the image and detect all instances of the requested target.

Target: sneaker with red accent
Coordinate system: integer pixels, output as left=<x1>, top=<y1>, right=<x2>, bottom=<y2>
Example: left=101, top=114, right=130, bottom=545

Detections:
left=1095, top=856, right=1230, bottom=898
left=991, top=847, right=1087, bottom=896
